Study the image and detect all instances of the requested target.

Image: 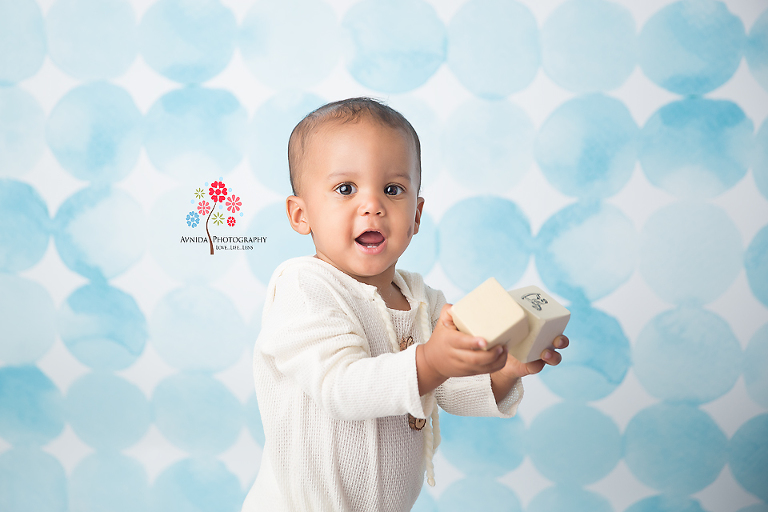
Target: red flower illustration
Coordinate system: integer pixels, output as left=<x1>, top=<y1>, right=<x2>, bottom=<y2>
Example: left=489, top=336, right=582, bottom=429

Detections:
left=227, top=216, right=236, bottom=227
left=197, top=201, right=211, bottom=215
left=209, top=181, right=228, bottom=203
left=226, top=194, right=241, bottom=213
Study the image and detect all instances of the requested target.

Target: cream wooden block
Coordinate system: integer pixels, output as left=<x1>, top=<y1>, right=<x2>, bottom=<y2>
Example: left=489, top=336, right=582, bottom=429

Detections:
left=507, top=286, right=570, bottom=363
left=450, top=278, right=528, bottom=349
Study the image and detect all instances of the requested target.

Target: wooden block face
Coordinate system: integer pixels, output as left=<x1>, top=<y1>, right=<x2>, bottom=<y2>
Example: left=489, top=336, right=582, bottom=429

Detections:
left=508, top=286, right=570, bottom=363
left=450, top=278, right=528, bottom=349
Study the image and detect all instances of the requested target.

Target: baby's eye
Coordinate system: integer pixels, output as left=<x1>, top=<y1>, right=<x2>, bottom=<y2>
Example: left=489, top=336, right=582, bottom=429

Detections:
left=335, top=183, right=356, bottom=195
left=385, top=184, right=404, bottom=196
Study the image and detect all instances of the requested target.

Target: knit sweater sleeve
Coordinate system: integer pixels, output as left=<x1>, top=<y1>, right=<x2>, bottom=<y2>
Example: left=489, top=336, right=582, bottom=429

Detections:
left=258, top=263, right=432, bottom=421
left=426, top=285, right=524, bottom=418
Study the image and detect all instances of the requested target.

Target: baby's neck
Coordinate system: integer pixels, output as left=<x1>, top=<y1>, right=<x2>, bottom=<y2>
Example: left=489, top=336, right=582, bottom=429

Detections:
left=380, top=282, right=410, bottom=311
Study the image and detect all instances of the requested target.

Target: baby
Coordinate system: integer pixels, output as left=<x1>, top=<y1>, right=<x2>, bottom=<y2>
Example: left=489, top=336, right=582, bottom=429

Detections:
left=242, top=98, right=568, bottom=511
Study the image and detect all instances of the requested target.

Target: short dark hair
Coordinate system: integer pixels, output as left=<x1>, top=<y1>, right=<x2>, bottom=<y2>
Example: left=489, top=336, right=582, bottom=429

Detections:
left=287, top=97, right=422, bottom=195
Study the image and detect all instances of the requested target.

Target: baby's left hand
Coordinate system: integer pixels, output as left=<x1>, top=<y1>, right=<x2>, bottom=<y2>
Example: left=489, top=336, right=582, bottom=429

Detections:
left=496, top=335, right=569, bottom=380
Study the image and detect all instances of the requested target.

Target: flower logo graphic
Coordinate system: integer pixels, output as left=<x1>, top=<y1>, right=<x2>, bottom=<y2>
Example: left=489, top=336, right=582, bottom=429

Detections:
left=185, top=178, right=245, bottom=255
left=186, top=211, right=200, bottom=227
left=226, top=194, right=241, bottom=213
left=197, top=201, right=211, bottom=216
left=209, top=181, right=228, bottom=203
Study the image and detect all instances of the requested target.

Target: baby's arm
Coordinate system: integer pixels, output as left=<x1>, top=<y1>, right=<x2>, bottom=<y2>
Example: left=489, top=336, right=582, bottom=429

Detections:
left=416, top=304, right=508, bottom=395
left=258, top=265, right=431, bottom=421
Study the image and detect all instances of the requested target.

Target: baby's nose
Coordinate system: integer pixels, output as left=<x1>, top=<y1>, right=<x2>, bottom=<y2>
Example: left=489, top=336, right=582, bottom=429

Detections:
left=359, top=193, right=385, bottom=215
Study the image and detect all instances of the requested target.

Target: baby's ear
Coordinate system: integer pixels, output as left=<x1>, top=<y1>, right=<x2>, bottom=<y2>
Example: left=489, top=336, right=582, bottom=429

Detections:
left=286, top=196, right=311, bottom=235
left=413, top=197, right=425, bottom=235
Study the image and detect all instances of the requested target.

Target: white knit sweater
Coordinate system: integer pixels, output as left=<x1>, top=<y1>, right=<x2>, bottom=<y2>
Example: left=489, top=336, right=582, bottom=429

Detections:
left=242, top=256, right=524, bottom=512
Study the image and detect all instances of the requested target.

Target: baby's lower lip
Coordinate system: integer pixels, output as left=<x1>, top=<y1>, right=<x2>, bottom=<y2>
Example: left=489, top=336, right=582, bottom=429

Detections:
left=355, top=234, right=386, bottom=254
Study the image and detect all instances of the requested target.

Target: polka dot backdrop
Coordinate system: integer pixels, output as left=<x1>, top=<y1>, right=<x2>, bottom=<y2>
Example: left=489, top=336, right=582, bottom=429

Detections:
left=1, top=0, right=767, bottom=510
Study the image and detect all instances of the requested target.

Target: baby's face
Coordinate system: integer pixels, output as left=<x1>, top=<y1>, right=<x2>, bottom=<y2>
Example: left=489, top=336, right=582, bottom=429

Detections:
left=292, top=118, right=423, bottom=283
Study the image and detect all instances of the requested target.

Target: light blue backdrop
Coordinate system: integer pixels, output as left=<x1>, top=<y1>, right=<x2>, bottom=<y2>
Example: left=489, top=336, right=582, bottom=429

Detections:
left=1, top=0, right=767, bottom=511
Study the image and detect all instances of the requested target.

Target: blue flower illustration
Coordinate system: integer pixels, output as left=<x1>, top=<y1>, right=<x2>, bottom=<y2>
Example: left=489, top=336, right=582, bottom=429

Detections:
left=186, top=211, right=200, bottom=227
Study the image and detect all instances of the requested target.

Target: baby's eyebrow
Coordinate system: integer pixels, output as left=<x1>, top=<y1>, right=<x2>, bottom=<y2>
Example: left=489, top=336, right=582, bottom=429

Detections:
left=386, top=171, right=413, bottom=183
left=325, top=171, right=356, bottom=182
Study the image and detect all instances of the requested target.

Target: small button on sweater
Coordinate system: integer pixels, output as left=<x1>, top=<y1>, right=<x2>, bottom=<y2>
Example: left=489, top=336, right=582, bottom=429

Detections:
left=242, top=256, right=524, bottom=512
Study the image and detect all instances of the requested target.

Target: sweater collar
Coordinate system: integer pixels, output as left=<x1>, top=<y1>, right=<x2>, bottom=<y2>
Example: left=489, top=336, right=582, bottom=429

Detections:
left=295, top=256, right=425, bottom=307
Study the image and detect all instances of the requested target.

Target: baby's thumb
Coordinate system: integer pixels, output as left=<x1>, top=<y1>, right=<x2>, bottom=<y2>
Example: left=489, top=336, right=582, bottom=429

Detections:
left=440, top=304, right=457, bottom=330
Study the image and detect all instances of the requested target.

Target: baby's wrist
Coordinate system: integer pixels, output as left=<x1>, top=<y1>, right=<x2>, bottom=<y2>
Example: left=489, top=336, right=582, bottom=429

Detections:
left=416, top=344, right=447, bottom=395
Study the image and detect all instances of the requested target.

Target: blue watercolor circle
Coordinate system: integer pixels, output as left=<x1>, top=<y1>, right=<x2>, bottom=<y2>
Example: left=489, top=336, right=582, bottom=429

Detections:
left=541, top=0, right=635, bottom=92
left=387, top=97, right=441, bottom=190
left=342, top=0, right=446, bottom=93
left=528, top=486, right=612, bottom=512
left=397, top=211, right=437, bottom=276
left=248, top=92, right=325, bottom=196
left=139, top=0, right=236, bottom=84
left=58, top=283, right=147, bottom=371
left=746, top=224, right=768, bottom=308
left=626, top=495, right=708, bottom=512
left=0, top=366, right=64, bottom=446
left=442, top=98, right=534, bottom=191
left=46, top=0, right=137, bottom=80
left=66, top=372, right=150, bottom=450
left=244, top=394, right=264, bottom=446
left=745, top=323, right=768, bottom=407
left=70, top=452, right=148, bottom=512
left=0, top=179, right=50, bottom=273
left=246, top=202, right=315, bottom=285
left=539, top=303, right=630, bottom=401
left=151, top=458, right=242, bottom=512
left=535, top=201, right=636, bottom=303
left=528, top=403, right=621, bottom=485
left=145, top=87, right=247, bottom=182
left=47, top=82, right=142, bottom=184
left=439, top=196, right=532, bottom=292
left=437, top=477, right=521, bottom=512
left=0, top=275, right=56, bottom=364
left=624, top=403, right=727, bottom=494
left=150, top=285, right=245, bottom=372
left=0, top=0, right=46, bottom=85
left=635, top=307, right=741, bottom=404
left=0, top=87, right=46, bottom=177
left=640, top=201, right=741, bottom=305
left=754, top=119, right=768, bottom=201
left=439, top=413, right=525, bottom=477
left=535, top=94, right=638, bottom=199
left=638, top=0, right=745, bottom=95
left=0, top=447, right=67, bottom=512
left=412, top=489, right=438, bottom=512
left=54, top=186, right=145, bottom=281
left=746, top=9, right=768, bottom=92
left=239, top=0, right=339, bottom=89
left=152, top=373, right=243, bottom=456
left=447, top=0, right=539, bottom=98
left=639, top=98, right=752, bottom=198
left=730, top=414, right=768, bottom=500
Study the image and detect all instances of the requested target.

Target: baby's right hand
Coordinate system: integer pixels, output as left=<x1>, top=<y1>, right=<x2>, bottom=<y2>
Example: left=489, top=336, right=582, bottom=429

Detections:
left=415, top=304, right=508, bottom=395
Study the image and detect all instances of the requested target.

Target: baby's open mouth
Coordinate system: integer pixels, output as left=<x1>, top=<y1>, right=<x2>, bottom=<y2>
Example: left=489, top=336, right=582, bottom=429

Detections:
left=355, top=230, right=385, bottom=248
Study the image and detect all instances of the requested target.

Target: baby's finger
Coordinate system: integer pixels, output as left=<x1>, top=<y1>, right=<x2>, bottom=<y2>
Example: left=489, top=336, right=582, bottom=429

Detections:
left=485, top=346, right=508, bottom=373
left=463, top=344, right=505, bottom=368
left=554, top=335, right=569, bottom=350
left=541, top=348, right=562, bottom=366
